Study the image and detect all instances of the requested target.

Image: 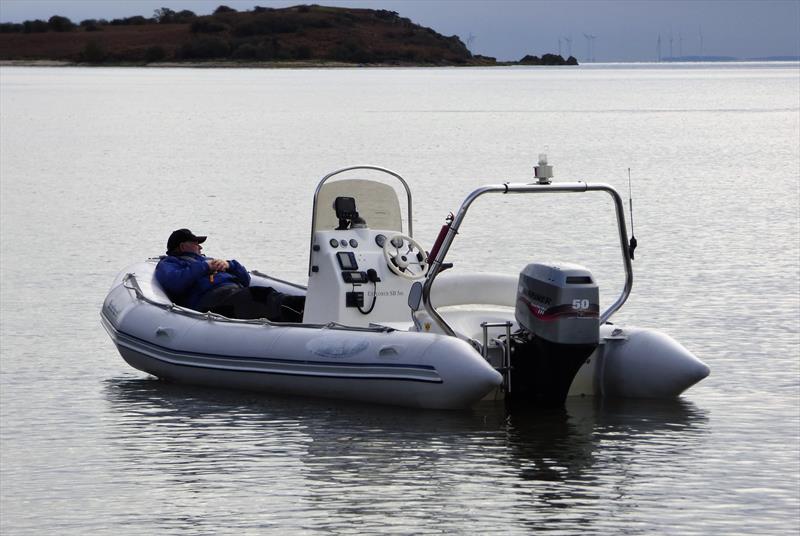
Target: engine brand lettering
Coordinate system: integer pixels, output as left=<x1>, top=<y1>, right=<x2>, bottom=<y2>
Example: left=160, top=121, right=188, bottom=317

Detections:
left=520, top=285, right=552, bottom=306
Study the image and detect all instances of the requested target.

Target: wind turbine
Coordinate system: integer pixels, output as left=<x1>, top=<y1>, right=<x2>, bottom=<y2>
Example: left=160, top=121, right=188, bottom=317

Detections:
left=563, top=36, right=573, bottom=58
left=669, top=30, right=674, bottom=59
left=583, top=33, right=590, bottom=62
left=583, top=33, right=597, bottom=62
left=699, top=26, right=703, bottom=58
left=657, top=33, right=662, bottom=62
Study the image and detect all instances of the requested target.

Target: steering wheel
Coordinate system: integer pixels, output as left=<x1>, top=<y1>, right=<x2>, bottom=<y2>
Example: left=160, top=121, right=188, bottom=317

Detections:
left=382, top=234, right=429, bottom=280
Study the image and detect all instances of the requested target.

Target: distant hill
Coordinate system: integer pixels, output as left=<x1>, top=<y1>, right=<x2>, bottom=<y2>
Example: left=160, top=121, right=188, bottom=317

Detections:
left=746, top=56, right=800, bottom=62
left=662, top=56, right=738, bottom=62
left=662, top=55, right=800, bottom=63
left=0, top=4, right=577, bottom=67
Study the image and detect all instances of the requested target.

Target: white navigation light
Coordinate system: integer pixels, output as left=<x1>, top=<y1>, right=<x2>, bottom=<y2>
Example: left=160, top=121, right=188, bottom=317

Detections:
left=534, top=153, right=553, bottom=184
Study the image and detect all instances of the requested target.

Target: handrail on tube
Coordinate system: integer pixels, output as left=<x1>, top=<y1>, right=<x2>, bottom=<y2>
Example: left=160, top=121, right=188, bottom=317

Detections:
left=308, top=165, right=414, bottom=276
left=419, top=181, right=634, bottom=338
left=120, top=273, right=394, bottom=332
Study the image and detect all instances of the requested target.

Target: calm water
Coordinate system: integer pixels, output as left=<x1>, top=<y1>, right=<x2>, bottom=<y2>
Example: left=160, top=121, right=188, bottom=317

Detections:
left=1, top=63, right=798, bottom=534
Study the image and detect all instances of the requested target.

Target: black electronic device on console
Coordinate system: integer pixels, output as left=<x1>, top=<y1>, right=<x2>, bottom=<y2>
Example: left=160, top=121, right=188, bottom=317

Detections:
left=334, top=196, right=366, bottom=230
left=342, top=271, right=368, bottom=283
left=336, top=251, right=358, bottom=270
left=334, top=197, right=357, bottom=220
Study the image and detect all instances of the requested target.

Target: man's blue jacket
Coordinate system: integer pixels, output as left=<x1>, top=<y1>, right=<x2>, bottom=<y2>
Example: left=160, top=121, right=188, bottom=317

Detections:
left=155, top=252, right=251, bottom=309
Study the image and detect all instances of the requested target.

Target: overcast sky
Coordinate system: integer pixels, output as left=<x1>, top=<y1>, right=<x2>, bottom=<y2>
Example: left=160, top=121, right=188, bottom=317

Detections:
left=0, top=0, right=798, bottom=62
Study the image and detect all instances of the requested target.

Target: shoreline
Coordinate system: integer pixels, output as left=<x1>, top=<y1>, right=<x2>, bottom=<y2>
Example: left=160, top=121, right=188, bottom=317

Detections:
left=0, top=59, right=490, bottom=68
left=2, top=59, right=796, bottom=69
left=0, top=59, right=522, bottom=68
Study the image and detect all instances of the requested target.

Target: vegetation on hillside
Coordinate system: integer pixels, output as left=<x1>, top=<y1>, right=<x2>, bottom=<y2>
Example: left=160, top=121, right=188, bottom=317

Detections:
left=0, top=4, right=578, bottom=67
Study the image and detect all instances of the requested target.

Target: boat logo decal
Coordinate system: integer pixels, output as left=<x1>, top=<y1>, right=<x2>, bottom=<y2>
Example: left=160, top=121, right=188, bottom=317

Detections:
left=307, top=337, right=369, bottom=358
left=103, top=301, right=120, bottom=320
left=365, top=289, right=405, bottom=297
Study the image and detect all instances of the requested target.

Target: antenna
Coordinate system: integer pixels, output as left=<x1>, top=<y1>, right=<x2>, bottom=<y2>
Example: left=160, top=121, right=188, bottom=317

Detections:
left=627, top=168, right=638, bottom=260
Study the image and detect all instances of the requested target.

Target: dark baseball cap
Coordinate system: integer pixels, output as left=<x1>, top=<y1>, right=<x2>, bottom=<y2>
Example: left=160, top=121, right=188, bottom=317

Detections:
left=167, top=228, right=207, bottom=252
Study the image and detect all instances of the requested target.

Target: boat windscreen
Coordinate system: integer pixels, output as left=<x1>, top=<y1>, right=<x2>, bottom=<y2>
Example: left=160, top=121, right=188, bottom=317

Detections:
left=314, top=179, right=403, bottom=233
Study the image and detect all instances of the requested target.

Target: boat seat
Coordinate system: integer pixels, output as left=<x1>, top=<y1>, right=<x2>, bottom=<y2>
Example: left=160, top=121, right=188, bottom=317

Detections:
left=430, top=272, right=517, bottom=308
left=149, top=272, right=305, bottom=323
left=409, top=272, right=520, bottom=343
left=413, top=307, right=518, bottom=341
left=133, top=260, right=307, bottom=323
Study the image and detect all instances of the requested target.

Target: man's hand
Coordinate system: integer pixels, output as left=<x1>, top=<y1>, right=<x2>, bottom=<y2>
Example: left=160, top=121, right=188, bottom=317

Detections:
left=206, top=259, right=230, bottom=272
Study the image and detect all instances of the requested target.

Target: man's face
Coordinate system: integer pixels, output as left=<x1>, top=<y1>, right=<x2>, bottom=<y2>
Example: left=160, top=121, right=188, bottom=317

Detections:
left=179, top=241, right=203, bottom=254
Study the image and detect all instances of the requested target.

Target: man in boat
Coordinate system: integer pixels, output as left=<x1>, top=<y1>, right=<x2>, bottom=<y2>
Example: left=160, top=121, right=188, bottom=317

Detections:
left=155, top=228, right=304, bottom=322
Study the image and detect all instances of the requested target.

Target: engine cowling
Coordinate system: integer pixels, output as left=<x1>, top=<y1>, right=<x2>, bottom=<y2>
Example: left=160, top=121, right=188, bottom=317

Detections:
left=515, top=262, right=599, bottom=344
left=509, top=263, right=600, bottom=406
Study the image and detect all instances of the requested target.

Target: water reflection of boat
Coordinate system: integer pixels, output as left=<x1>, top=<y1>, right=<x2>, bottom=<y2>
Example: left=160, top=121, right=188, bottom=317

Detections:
left=104, top=378, right=708, bottom=485
left=103, top=377, right=708, bottom=528
left=102, top=163, right=709, bottom=409
left=503, top=397, right=708, bottom=483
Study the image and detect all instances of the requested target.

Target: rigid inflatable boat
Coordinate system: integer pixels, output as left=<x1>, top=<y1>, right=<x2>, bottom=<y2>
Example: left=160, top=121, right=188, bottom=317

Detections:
left=102, top=161, right=709, bottom=409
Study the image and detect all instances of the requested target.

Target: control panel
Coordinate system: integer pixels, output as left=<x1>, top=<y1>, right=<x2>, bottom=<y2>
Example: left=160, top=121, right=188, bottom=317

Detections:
left=303, top=227, right=417, bottom=326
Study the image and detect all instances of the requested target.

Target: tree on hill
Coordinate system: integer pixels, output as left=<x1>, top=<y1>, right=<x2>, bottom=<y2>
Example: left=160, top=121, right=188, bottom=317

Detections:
left=79, top=19, right=104, bottom=32
left=109, top=16, right=149, bottom=26
left=48, top=15, right=75, bottom=32
left=214, top=5, right=237, bottom=14
left=153, top=7, right=196, bottom=24
left=22, top=20, right=48, bottom=33
left=153, top=8, right=176, bottom=23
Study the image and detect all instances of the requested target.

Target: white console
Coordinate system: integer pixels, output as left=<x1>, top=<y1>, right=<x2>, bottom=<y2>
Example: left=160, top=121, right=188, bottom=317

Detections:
left=303, top=228, right=420, bottom=326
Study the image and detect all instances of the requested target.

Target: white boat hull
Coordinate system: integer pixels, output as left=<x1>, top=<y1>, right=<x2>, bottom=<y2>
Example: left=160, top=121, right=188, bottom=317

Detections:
left=103, top=263, right=709, bottom=408
left=102, top=262, right=503, bottom=410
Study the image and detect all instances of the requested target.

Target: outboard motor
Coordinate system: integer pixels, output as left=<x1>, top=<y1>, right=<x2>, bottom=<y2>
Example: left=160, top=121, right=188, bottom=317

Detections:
left=509, top=262, right=599, bottom=406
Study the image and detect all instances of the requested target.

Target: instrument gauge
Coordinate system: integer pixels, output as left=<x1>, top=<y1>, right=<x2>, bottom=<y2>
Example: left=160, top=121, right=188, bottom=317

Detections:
left=329, top=239, right=339, bottom=248
left=375, top=234, right=386, bottom=247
